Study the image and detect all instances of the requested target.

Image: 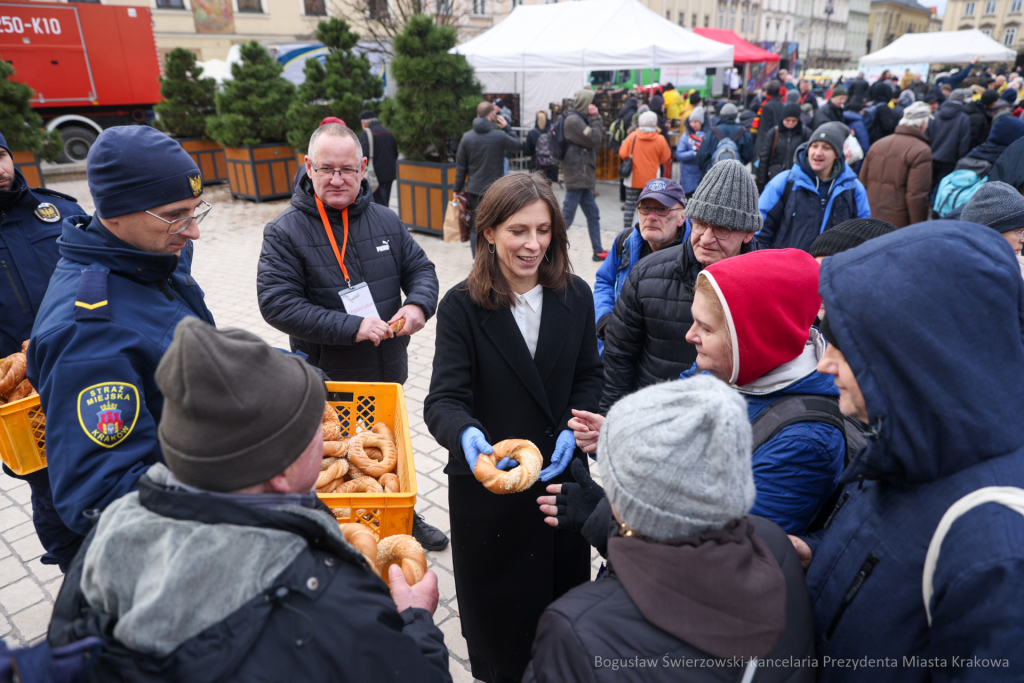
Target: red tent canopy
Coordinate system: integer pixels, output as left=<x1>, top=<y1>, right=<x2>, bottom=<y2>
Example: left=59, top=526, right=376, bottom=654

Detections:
left=692, top=28, right=780, bottom=64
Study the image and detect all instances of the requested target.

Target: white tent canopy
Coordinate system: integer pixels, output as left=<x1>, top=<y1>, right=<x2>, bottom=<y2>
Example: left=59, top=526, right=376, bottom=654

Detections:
left=450, top=0, right=734, bottom=72
left=859, top=30, right=1015, bottom=66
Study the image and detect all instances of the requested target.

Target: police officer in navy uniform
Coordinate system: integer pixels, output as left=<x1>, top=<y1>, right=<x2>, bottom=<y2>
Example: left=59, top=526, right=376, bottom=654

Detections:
left=27, top=126, right=215, bottom=556
left=0, top=130, right=87, bottom=572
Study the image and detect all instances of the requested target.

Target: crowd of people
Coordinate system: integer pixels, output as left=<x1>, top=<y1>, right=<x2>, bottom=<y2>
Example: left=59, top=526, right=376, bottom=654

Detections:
left=1, top=60, right=1023, bottom=681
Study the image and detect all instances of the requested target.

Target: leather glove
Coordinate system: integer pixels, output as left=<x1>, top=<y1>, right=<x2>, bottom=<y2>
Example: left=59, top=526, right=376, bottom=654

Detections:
left=460, top=426, right=493, bottom=473
left=554, top=459, right=607, bottom=532
left=539, top=429, right=577, bottom=482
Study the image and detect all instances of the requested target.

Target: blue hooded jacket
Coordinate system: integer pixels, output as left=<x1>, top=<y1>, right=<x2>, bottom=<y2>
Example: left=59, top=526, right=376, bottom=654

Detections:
left=26, top=216, right=214, bottom=535
left=757, top=146, right=871, bottom=252
left=681, top=329, right=845, bottom=535
left=805, top=221, right=1024, bottom=681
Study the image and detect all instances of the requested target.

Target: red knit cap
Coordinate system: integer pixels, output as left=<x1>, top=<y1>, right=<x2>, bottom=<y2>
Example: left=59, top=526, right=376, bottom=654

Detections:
left=320, top=116, right=346, bottom=127
left=698, top=249, right=821, bottom=386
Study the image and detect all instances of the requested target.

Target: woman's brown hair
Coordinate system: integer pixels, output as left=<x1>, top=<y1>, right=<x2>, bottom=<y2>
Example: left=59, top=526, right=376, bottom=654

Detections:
left=466, top=172, right=573, bottom=310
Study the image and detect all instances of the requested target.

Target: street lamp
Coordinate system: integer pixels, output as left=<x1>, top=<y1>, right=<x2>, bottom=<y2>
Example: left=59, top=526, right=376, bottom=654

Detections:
left=821, top=0, right=834, bottom=68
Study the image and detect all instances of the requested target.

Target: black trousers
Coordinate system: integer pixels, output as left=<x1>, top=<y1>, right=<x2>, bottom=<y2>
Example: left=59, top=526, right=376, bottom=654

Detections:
left=372, top=181, right=393, bottom=207
left=3, top=465, right=84, bottom=572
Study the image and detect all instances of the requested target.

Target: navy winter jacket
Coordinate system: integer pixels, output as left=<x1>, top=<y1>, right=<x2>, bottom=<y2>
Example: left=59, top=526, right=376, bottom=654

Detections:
left=805, top=221, right=1024, bottom=682
left=0, top=171, right=82, bottom=356
left=695, top=117, right=755, bottom=175
left=26, top=216, right=215, bottom=535
left=928, top=101, right=971, bottom=164
left=990, top=135, right=1024, bottom=188
left=757, top=148, right=871, bottom=252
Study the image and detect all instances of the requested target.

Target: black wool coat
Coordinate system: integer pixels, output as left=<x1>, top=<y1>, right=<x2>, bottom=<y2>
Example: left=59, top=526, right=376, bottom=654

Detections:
left=424, top=276, right=603, bottom=682
left=257, top=177, right=438, bottom=383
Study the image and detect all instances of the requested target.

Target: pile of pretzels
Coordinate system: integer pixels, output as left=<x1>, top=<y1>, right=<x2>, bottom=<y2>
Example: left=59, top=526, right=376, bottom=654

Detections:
left=340, top=524, right=426, bottom=587
left=316, top=402, right=400, bottom=494
left=0, top=341, right=36, bottom=405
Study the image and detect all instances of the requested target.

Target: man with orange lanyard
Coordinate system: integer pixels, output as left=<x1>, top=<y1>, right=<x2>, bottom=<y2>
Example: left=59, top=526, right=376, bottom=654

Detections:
left=257, top=123, right=448, bottom=550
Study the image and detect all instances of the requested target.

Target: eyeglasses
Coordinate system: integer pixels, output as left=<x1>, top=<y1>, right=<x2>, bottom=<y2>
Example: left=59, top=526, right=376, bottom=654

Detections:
left=690, top=221, right=735, bottom=241
left=1014, top=228, right=1024, bottom=240
left=146, top=199, right=213, bottom=235
left=309, top=162, right=362, bottom=178
left=637, top=205, right=683, bottom=217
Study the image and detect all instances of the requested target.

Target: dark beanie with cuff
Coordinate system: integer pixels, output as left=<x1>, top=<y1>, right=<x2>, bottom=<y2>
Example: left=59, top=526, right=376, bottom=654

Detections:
left=156, top=317, right=326, bottom=492
left=810, top=218, right=897, bottom=257
left=87, top=126, right=202, bottom=219
left=685, top=159, right=762, bottom=232
left=961, top=181, right=1024, bottom=233
left=0, top=131, right=10, bottom=156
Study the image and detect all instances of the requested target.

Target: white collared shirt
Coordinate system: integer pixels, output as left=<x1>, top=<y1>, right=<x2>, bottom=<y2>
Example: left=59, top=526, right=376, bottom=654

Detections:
left=512, top=284, right=544, bottom=358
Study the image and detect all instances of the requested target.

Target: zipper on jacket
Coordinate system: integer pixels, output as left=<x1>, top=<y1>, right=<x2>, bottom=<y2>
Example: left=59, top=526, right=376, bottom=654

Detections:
left=1, top=260, right=26, bottom=310
left=825, top=553, right=879, bottom=640
left=822, top=492, right=850, bottom=531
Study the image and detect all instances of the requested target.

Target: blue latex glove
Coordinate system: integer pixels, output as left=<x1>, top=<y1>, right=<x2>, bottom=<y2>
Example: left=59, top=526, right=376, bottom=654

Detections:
left=461, top=426, right=494, bottom=473
left=540, top=430, right=576, bottom=482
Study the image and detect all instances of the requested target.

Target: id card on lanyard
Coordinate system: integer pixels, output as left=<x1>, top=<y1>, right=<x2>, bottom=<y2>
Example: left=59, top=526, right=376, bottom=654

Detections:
left=316, top=196, right=381, bottom=320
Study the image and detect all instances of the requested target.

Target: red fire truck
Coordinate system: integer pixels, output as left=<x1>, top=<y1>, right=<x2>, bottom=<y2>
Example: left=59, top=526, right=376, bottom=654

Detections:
left=0, top=1, right=161, bottom=162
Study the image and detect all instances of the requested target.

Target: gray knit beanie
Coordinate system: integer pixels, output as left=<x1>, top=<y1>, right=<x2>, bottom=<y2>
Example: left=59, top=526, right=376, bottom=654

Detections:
left=689, top=106, right=705, bottom=125
left=156, top=317, right=326, bottom=492
left=719, top=102, right=739, bottom=119
left=808, top=121, right=849, bottom=160
left=961, top=181, right=1024, bottom=233
left=685, top=159, right=762, bottom=232
left=598, top=376, right=756, bottom=541
left=949, top=88, right=970, bottom=104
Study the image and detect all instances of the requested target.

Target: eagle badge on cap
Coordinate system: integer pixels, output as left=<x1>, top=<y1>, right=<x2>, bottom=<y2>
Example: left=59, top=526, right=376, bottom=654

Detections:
left=189, top=174, right=202, bottom=197
left=34, top=203, right=60, bottom=223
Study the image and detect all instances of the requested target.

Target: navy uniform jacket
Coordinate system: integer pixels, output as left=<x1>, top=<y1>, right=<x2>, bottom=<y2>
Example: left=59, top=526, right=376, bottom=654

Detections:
left=26, top=215, right=214, bottom=535
left=0, top=170, right=83, bottom=357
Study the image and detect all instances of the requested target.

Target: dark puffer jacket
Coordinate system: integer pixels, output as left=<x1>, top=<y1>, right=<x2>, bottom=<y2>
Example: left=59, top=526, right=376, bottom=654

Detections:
left=48, top=466, right=451, bottom=683
left=990, top=135, right=1024, bottom=189
left=962, top=100, right=991, bottom=150
left=359, top=121, right=398, bottom=185
left=756, top=122, right=811, bottom=192
left=453, top=117, right=522, bottom=196
left=600, top=238, right=752, bottom=413
left=257, top=177, right=438, bottom=383
left=523, top=511, right=815, bottom=683
left=928, top=100, right=971, bottom=164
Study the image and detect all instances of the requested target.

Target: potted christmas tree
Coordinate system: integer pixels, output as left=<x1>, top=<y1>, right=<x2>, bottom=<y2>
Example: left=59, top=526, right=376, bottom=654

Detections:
left=286, top=17, right=383, bottom=170
left=0, top=60, right=62, bottom=188
left=155, top=48, right=227, bottom=184
left=206, top=42, right=298, bottom=202
left=380, top=15, right=480, bottom=235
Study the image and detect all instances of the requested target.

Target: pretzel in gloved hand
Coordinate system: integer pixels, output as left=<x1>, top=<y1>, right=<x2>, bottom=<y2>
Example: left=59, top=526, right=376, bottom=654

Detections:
left=474, top=439, right=543, bottom=494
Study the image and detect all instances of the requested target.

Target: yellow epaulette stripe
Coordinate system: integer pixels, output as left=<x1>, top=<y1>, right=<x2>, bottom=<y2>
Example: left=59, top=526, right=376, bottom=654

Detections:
left=75, top=300, right=108, bottom=310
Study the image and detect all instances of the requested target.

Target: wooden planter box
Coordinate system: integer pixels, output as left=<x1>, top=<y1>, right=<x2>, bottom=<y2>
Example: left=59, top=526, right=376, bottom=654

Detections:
left=224, top=143, right=298, bottom=202
left=179, top=139, right=228, bottom=185
left=12, top=151, right=43, bottom=188
left=397, top=160, right=457, bottom=236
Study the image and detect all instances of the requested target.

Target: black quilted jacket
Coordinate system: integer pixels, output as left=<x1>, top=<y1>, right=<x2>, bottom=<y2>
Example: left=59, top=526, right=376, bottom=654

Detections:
left=257, top=176, right=438, bottom=383
left=599, top=238, right=752, bottom=413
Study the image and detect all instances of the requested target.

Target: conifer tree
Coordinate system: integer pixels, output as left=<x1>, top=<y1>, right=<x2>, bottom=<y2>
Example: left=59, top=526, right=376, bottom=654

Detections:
left=0, top=60, right=62, bottom=161
left=380, top=15, right=480, bottom=162
left=154, top=48, right=217, bottom=139
left=286, top=18, right=383, bottom=152
left=206, top=42, right=297, bottom=148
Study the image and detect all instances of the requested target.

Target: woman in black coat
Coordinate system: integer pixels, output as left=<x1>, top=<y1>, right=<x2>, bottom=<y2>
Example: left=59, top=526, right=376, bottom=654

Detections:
left=522, top=111, right=559, bottom=184
left=755, top=103, right=811, bottom=193
left=424, top=172, right=603, bottom=683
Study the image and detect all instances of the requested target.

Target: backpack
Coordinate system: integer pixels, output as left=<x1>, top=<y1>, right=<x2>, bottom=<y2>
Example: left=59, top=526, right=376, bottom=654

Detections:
left=534, top=128, right=559, bottom=168
left=551, top=110, right=583, bottom=160
left=934, top=162, right=990, bottom=217
left=709, top=123, right=745, bottom=166
left=609, top=118, right=628, bottom=145
left=750, top=393, right=869, bottom=465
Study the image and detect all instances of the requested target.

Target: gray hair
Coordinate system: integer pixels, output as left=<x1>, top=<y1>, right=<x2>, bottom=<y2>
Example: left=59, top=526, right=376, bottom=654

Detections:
left=307, top=123, right=362, bottom=163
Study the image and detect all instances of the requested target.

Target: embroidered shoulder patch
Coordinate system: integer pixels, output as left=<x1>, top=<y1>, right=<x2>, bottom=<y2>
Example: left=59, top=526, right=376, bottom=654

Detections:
left=77, top=382, right=140, bottom=448
left=34, top=203, right=61, bottom=223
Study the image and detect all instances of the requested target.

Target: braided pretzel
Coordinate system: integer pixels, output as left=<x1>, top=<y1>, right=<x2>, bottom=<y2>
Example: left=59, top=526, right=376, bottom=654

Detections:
left=324, top=439, right=349, bottom=458
left=334, top=477, right=383, bottom=494
left=340, top=523, right=379, bottom=572
left=379, top=473, right=400, bottom=493
left=474, top=439, right=543, bottom=494
left=5, top=380, right=35, bottom=403
left=0, top=353, right=26, bottom=397
left=349, top=432, right=397, bottom=478
left=322, top=402, right=342, bottom=442
left=376, top=535, right=426, bottom=587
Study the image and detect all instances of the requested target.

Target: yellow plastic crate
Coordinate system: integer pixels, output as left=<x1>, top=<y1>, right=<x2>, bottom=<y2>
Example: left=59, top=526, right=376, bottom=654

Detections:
left=317, top=382, right=417, bottom=540
left=0, top=394, right=46, bottom=475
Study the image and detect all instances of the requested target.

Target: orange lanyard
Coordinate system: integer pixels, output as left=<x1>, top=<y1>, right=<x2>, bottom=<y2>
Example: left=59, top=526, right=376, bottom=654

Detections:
left=316, top=196, right=350, bottom=286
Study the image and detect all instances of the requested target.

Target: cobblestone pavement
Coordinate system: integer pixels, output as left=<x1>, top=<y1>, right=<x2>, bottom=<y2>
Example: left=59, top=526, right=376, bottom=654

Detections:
left=1, top=177, right=626, bottom=679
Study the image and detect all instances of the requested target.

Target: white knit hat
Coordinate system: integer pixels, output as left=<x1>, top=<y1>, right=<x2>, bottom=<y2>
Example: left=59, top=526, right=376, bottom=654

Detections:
left=597, top=376, right=757, bottom=541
